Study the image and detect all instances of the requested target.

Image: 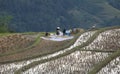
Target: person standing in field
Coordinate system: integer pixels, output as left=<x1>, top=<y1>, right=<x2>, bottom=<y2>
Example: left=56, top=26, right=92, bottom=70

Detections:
left=56, top=27, right=60, bottom=35
left=63, top=29, right=66, bottom=36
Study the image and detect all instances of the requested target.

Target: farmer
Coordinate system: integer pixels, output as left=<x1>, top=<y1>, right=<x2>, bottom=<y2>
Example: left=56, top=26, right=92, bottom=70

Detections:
left=66, top=29, right=72, bottom=36
left=45, top=32, right=49, bottom=36
left=56, top=27, right=60, bottom=35
left=63, top=29, right=66, bottom=36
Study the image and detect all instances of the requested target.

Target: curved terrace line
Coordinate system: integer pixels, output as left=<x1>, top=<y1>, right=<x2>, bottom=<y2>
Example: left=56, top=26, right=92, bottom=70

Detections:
left=0, top=31, right=85, bottom=64
left=15, top=26, right=120, bottom=74
left=4, top=31, right=95, bottom=74
left=88, top=48, right=120, bottom=74
left=15, top=31, right=98, bottom=74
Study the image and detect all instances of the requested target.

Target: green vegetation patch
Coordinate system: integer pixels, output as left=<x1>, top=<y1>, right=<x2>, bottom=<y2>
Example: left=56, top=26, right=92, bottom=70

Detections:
left=0, top=33, right=12, bottom=37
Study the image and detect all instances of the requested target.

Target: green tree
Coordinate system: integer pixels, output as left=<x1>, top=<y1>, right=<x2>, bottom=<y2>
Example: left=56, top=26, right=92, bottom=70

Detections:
left=0, top=14, right=13, bottom=33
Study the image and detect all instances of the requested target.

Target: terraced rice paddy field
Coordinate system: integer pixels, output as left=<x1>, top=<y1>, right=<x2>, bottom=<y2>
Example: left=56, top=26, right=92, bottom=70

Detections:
left=0, top=34, right=33, bottom=54
left=0, top=26, right=120, bottom=74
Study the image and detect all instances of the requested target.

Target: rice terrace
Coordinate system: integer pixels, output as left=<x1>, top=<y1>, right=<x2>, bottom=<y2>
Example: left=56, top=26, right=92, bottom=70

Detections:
left=0, top=0, right=120, bottom=74
left=0, top=26, right=119, bottom=74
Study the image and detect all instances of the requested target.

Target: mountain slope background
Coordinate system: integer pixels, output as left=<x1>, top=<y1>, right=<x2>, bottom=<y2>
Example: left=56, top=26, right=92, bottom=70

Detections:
left=0, top=0, right=120, bottom=32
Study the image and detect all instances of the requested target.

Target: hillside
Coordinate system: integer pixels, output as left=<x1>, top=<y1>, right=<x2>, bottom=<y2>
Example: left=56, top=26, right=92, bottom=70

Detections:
left=0, top=0, right=120, bottom=32
left=0, top=26, right=120, bottom=74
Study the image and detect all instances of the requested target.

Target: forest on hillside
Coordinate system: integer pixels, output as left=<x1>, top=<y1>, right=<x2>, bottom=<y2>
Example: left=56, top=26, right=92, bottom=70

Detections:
left=0, top=0, right=120, bottom=32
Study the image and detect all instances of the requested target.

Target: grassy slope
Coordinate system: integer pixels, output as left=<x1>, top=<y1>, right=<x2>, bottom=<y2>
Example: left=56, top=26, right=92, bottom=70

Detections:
left=71, top=0, right=120, bottom=28
left=98, top=2, right=120, bottom=19
left=15, top=26, right=120, bottom=74
left=0, top=33, right=13, bottom=37
left=89, top=0, right=120, bottom=20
